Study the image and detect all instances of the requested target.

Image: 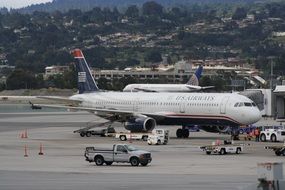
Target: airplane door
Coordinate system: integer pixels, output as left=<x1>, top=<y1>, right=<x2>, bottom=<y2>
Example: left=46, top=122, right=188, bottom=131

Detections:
left=180, top=101, right=186, bottom=113
left=133, top=99, right=139, bottom=112
left=220, top=96, right=230, bottom=114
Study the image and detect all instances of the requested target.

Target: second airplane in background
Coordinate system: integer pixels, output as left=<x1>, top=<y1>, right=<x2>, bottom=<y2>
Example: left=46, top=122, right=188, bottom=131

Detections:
left=123, top=65, right=214, bottom=92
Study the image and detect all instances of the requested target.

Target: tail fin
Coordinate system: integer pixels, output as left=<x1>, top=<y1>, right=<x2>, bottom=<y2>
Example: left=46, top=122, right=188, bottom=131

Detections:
left=71, top=49, right=99, bottom=94
left=187, top=65, right=203, bottom=86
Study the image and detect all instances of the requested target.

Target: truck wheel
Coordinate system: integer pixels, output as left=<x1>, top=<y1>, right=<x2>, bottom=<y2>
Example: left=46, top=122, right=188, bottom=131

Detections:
left=86, top=132, right=91, bottom=137
left=282, top=150, right=285, bottom=156
left=206, top=151, right=211, bottom=155
left=220, top=148, right=226, bottom=155
left=142, top=136, right=148, bottom=141
left=157, top=139, right=161, bottom=145
left=130, top=157, right=139, bottom=166
left=80, top=132, right=85, bottom=137
left=105, top=161, right=113, bottom=165
left=94, top=156, right=104, bottom=166
left=275, top=151, right=281, bottom=156
left=120, top=135, right=127, bottom=141
left=271, top=134, right=277, bottom=142
left=141, top=162, right=148, bottom=166
left=236, top=148, right=241, bottom=154
left=260, top=134, right=266, bottom=142
left=176, top=129, right=183, bottom=138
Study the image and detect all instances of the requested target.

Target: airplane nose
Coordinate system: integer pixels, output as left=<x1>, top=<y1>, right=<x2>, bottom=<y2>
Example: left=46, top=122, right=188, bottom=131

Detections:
left=250, top=108, right=262, bottom=124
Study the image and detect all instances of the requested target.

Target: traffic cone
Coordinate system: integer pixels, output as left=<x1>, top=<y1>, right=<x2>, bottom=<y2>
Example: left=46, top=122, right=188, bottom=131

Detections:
left=20, top=132, right=25, bottom=139
left=38, top=143, right=44, bottom=155
left=24, top=145, right=28, bottom=157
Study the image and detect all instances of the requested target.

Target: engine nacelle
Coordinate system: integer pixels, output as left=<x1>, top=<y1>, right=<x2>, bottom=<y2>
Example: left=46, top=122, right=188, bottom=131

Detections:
left=200, top=126, right=231, bottom=133
left=124, top=117, right=156, bottom=132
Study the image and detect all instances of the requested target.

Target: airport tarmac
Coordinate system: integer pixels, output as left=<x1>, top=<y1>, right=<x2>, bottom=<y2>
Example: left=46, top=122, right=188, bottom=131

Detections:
left=0, top=111, right=284, bottom=190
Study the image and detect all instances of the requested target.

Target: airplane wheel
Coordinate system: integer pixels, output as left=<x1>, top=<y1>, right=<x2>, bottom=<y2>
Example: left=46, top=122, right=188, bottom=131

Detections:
left=176, top=129, right=183, bottom=138
left=182, top=129, right=189, bottom=138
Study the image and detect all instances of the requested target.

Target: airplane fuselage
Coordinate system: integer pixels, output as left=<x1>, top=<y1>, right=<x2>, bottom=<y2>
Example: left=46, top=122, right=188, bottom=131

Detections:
left=123, top=84, right=202, bottom=92
left=70, top=92, right=261, bottom=127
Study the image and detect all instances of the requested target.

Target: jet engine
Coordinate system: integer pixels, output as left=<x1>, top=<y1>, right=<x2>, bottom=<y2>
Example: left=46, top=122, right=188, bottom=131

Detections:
left=124, top=117, right=156, bottom=132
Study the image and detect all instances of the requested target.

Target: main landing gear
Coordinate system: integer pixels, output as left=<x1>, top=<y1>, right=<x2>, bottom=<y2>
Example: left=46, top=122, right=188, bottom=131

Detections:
left=176, top=127, right=189, bottom=138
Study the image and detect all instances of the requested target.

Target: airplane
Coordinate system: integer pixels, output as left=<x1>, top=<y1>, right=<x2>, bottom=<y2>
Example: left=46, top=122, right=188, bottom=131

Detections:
left=123, top=65, right=214, bottom=92
left=33, top=49, right=261, bottom=138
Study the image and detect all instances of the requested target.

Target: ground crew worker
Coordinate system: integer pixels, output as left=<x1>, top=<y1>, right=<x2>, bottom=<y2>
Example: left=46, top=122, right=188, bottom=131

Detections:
left=254, top=128, right=260, bottom=142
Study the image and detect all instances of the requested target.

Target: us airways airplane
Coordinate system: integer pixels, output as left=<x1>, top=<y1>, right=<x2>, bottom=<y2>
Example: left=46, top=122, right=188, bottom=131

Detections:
left=123, top=65, right=214, bottom=92
left=34, top=49, right=261, bottom=138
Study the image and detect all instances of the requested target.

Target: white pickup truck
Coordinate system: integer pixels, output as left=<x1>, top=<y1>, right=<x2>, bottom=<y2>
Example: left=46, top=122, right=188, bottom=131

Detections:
left=200, top=141, right=244, bottom=155
left=84, top=144, right=152, bottom=166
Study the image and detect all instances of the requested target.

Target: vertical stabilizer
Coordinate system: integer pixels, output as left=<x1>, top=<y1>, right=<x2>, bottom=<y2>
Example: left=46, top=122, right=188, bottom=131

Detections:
left=71, top=49, right=99, bottom=94
left=187, top=65, right=203, bottom=86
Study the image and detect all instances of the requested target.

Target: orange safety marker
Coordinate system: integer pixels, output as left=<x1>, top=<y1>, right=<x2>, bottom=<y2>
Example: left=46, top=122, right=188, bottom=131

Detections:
left=24, top=145, right=28, bottom=157
left=20, top=132, right=25, bottom=139
left=38, top=143, right=44, bottom=155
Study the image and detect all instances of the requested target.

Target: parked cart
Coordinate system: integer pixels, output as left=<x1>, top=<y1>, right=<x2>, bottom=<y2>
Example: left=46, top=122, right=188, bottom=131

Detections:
left=200, top=140, right=244, bottom=155
left=265, top=144, right=285, bottom=156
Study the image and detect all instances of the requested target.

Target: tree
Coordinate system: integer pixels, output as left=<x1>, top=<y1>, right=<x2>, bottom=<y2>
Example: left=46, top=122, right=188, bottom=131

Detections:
left=142, top=1, right=163, bottom=16
left=125, top=5, right=139, bottom=18
left=144, top=50, right=162, bottom=63
left=6, top=69, right=37, bottom=90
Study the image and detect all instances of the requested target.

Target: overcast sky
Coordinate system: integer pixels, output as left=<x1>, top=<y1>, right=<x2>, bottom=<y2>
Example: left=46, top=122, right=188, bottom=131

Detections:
left=0, top=0, right=52, bottom=9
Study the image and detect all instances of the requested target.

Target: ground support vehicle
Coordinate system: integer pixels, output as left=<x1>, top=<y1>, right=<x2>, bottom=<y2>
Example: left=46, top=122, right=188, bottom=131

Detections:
left=73, top=121, right=115, bottom=137
left=147, top=129, right=169, bottom=145
left=259, top=128, right=285, bottom=142
left=115, top=132, right=150, bottom=141
left=265, top=144, right=285, bottom=156
left=200, top=141, right=244, bottom=155
left=84, top=144, right=152, bottom=166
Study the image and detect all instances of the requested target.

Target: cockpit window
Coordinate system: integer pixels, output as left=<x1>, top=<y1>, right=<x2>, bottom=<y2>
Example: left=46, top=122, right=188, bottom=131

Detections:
left=252, top=102, right=257, bottom=107
left=238, top=102, right=244, bottom=107
left=244, top=102, right=252, bottom=107
left=234, top=103, right=239, bottom=107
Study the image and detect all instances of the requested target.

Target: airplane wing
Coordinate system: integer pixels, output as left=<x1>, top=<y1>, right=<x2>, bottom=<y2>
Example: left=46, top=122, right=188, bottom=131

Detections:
left=30, top=103, right=167, bottom=121
left=185, top=85, right=215, bottom=91
left=133, top=88, right=157, bottom=92
left=37, top=96, right=82, bottom=106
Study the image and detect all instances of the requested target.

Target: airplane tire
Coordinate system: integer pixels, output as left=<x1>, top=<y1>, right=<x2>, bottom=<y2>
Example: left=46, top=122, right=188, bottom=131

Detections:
left=176, top=129, right=183, bottom=138
left=182, top=129, right=189, bottom=138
